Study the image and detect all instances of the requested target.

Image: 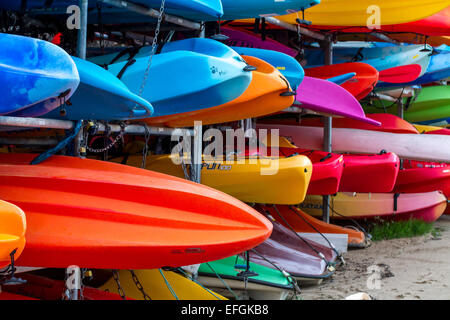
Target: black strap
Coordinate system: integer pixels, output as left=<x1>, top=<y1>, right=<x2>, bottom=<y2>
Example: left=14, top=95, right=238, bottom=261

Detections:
left=253, top=18, right=260, bottom=34
left=351, top=47, right=364, bottom=62
left=261, top=18, right=266, bottom=41
left=393, top=193, right=400, bottom=212
left=116, top=58, right=136, bottom=79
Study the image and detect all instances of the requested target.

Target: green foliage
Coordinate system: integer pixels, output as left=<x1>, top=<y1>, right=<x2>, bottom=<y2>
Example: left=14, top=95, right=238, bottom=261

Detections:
left=369, top=219, right=435, bottom=241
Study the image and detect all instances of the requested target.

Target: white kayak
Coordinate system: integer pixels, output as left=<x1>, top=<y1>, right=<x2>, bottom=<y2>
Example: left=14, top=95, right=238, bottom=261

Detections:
left=257, top=124, right=450, bottom=163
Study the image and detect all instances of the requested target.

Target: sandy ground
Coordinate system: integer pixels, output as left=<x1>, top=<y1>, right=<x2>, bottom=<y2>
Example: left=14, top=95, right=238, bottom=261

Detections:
left=300, top=215, right=450, bottom=300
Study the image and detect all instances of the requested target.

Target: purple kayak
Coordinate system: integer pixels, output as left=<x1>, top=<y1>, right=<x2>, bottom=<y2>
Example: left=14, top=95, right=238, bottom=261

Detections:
left=221, top=27, right=298, bottom=58
left=249, top=219, right=337, bottom=281
left=294, top=76, right=380, bottom=126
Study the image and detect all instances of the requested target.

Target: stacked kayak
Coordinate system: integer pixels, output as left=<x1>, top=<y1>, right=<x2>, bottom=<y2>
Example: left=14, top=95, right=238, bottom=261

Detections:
left=300, top=192, right=446, bottom=222
left=263, top=130, right=400, bottom=193
left=141, top=55, right=296, bottom=127
left=302, top=44, right=432, bottom=85
left=0, top=33, right=79, bottom=117
left=0, top=200, right=27, bottom=269
left=197, top=255, right=295, bottom=300
left=100, top=269, right=226, bottom=300
left=111, top=153, right=313, bottom=205
left=0, top=153, right=272, bottom=269
left=49, top=38, right=251, bottom=121
left=276, top=0, right=450, bottom=26
left=304, top=62, right=379, bottom=100
left=257, top=123, right=450, bottom=163
left=364, top=85, right=450, bottom=125
left=259, top=205, right=369, bottom=248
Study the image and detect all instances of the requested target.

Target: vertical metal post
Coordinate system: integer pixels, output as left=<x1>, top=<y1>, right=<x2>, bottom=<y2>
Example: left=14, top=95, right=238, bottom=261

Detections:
left=76, top=0, right=88, bottom=59
left=191, top=122, right=202, bottom=183
left=197, top=22, right=206, bottom=38
left=397, top=99, right=404, bottom=119
left=322, top=38, right=333, bottom=223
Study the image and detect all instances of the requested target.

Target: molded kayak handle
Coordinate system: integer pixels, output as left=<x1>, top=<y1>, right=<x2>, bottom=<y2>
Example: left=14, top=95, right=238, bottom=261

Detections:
left=130, top=102, right=153, bottom=117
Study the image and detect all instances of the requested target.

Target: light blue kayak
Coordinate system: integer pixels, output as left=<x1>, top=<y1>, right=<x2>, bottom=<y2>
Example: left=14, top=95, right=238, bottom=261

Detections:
left=41, top=57, right=154, bottom=120
left=304, top=44, right=432, bottom=87
left=230, top=46, right=305, bottom=90
left=378, top=45, right=450, bottom=87
left=12, top=0, right=319, bottom=22
left=93, top=38, right=252, bottom=118
left=0, top=33, right=79, bottom=116
left=2, top=0, right=224, bottom=20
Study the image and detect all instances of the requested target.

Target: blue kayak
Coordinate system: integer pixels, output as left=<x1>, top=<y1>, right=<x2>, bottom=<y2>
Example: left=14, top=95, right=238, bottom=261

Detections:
left=92, top=38, right=252, bottom=118
left=378, top=46, right=450, bottom=88
left=11, top=0, right=319, bottom=22
left=230, top=47, right=305, bottom=90
left=42, top=57, right=154, bottom=120
left=2, top=0, right=224, bottom=20
left=303, top=44, right=432, bottom=86
left=0, top=33, right=79, bottom=116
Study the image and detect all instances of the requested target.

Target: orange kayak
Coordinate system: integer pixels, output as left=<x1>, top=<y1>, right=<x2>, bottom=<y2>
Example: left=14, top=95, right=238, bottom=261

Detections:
left=256, top=204, right=368, bottom=248
left=139, top=55, right=294, bottom=127
left=0, top=153, right=272, bottom=269
left=0, top=200, right=26, bottom=269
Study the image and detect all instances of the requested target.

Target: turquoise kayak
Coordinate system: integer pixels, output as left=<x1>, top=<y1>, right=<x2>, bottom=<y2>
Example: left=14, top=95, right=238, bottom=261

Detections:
left=41, top=57, right=153, bottom=120
left=0, top=33, right=79, bottom=116
left=13, top=0, right=319, bottom=22
left=3, top=0, right=224, bottom=20
left=93, top=38, right=252, bottom=118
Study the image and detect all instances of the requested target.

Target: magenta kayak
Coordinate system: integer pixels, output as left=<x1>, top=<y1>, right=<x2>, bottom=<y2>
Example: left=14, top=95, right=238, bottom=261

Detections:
left=294, top=76, right=380, bottom=126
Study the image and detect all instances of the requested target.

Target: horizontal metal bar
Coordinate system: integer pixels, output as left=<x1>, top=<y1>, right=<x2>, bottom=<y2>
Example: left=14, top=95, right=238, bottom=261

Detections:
left=0, top=137, right=60, bottom=146
left=369, top=32, right=400, bottom=45
left=0, top=116, right=194, bottom=136
left=0, top=116, right=75, bottom=130
left=264, top=17, right=326, bottom=41
left=100, top=0, right=202, bottom=30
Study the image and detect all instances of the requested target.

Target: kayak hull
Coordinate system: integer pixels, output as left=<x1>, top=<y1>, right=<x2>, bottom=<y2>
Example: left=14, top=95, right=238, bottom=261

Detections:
left=139, top=55, right=294, bottom=127
left=257, top=124, right=450, bottom=163
left=259, top=205, right=368, bottom=248
left=0, top=33, right=79, bottom=116
left=0, top=153, right=272, bottom=269
left=300, top=191, right=446, bottom=222
left=304, top=62, right=379, bottom=100
left=115, top=154, right=313, bottom=205
left=100, top=269, right=226, bottom=300
left=0, top=200, right=27, bottom=269
left=340, top=153, right=400, bottom=193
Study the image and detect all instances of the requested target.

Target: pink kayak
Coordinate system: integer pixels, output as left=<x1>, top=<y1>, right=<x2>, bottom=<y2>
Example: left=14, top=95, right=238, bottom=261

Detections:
left=293, top=76, right=380, bottom=126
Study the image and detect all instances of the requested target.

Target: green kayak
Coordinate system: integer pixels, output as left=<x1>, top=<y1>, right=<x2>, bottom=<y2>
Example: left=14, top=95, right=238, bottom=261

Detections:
left=364, top=85, right=450, bottom=125
left=197, top=255, right=296, bottom=300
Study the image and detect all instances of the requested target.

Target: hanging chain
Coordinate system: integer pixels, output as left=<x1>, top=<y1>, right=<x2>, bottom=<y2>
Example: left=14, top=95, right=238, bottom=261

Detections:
left=141, top=124, right=151, bottom=168
left=85, top=123, right=126, bottom=153
left=137, top=0, right=166, bottom=98
left=129, top=270, right=152, bottom=300
left=112, top=270, right=127, bottom=300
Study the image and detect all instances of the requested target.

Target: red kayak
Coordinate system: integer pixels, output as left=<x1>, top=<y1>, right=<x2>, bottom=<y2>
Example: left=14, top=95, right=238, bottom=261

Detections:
left=279, top=147, right=344, bottom=195
left=424, top=128, right=450, bottom=135
left=340, top=152, right=400, bottom=193
left=304, top=62, right=379, bottom=100
left=394, top=160, right=450, bottom=215
left=298, top=114, right=419, bottom=134
left=0, top=292, right=37, bottom=300
left=0, top=153, right=272, bottom=269
left=2, top=273, right=131, bottom=300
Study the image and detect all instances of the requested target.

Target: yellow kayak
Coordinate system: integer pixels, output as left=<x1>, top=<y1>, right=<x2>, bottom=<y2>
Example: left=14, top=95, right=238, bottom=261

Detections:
left=276, top=0, right=450, bottom=26
left=111, top=153, right=313, bottom=205
left=99, top=269, right=227, bottom=300
left=0, top=200, right=26, bottom=269
left=413, top=124, right=444, bottom=133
